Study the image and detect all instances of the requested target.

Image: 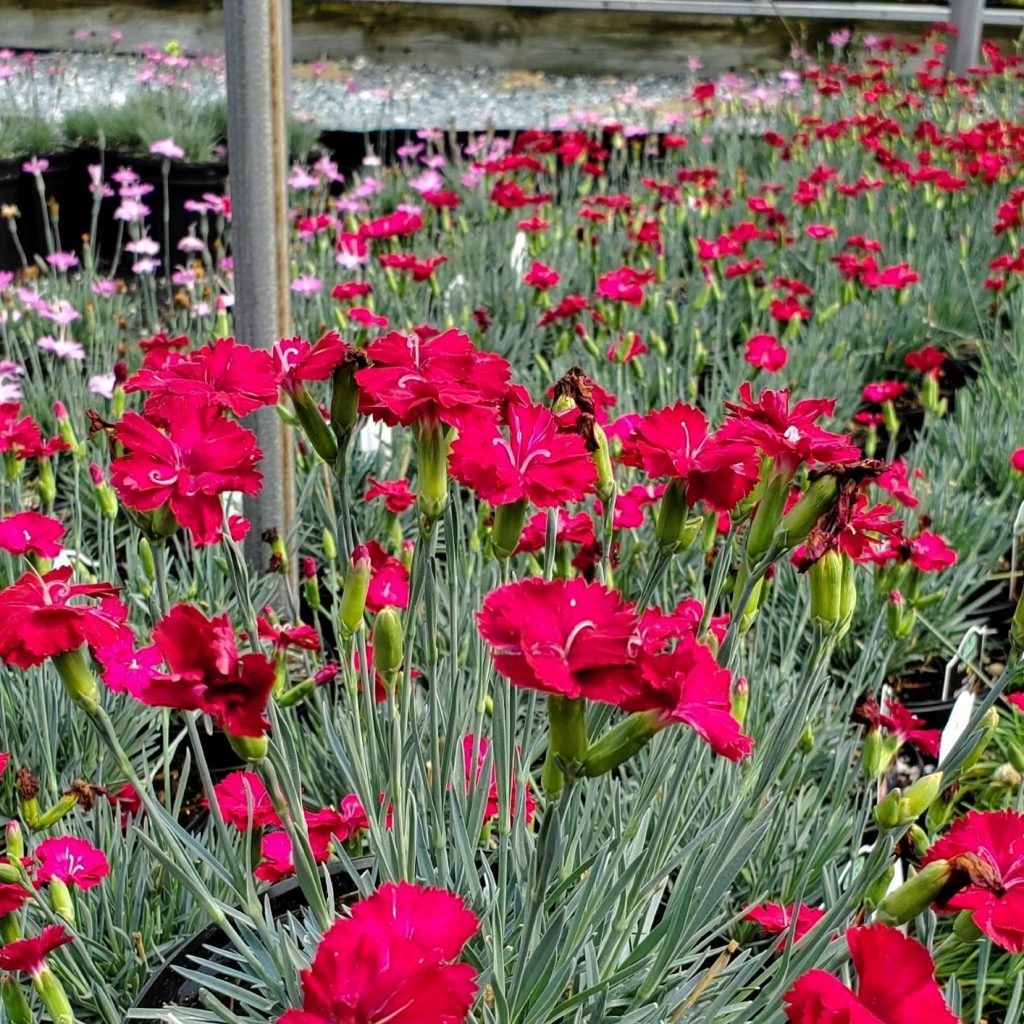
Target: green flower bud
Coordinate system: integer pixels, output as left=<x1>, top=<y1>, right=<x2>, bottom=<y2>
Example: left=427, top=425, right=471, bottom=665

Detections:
left=875, top=860, right=953, bottom=925
left=53, top=649, right=101, bottom=714
left=862, top=729, right=900, bottom=779
left=654, top=478, right=689, bottom=555
left=900, top=771, right=944, bottom=821
left=731, top=678, right=749, bottom=727
left=579, top=710, right=659, bottom=779
left=5, top=821, right=23, bottom=861
left=907, top=824, right=931, bottom=857
left=953, top=909, right=984, bottom=943
left=339, top=545, right=372, bottom=638
left=227, top=732, right=268, bottom=763
left=778, top=475, right=839, bottom=548
left=330, top=359, right=361, bottom=441
left=591, top=422, right=616, bottom=504
left=809, top=550, right=844, bottom=630
left=797, top=721, right=814, bottom=753
left=414, top=423, right=449, bottom=523
left=49, top=878, right=75, bottom=925
left=290, top=388, right=338, bottom=463
left=1, top=977, right=32, bottom=1024
left=36, top=458, right=55, bottom=506
left=322, top=529, right=337, bottom=562
left=492, top=499, right=528, bottom=560
left=745, top=468, right=790, bottom=563
left=32, top=795, right=79, bottom=831
left=372, top=606, right=404, bottom=679
left=35, top=965, right=74, bottom=1024
left=874, top=789, right=904, bottom=829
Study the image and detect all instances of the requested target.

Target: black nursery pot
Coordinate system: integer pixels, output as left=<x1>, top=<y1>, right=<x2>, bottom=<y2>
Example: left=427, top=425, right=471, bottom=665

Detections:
left=128, top=856, right=374, bottom=1021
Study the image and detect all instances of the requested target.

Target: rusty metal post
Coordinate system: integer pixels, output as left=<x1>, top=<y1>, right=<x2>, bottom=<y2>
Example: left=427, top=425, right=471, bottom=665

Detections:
left=223, top=0, right=294, bottom=581
left=946, top=0, right=984, bottom=75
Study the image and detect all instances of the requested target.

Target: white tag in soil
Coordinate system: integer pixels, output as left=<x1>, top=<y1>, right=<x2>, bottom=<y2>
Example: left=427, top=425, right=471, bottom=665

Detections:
left=939, top=689, right=977, bottom=765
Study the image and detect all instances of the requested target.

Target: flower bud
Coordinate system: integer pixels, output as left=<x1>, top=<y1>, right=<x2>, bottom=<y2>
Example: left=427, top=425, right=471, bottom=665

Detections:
left=1, top=977, right=31, bottom=1024
left=731, top=678, right=749, bottom=727
left=875, top=860, right=953, bottom=925
left=139, top=538, right=157, bottom=583
left=797, top=721, right=814, bottom=753
left=339, top=545, right=371, bottom=638
left=227, top=732, right=268, bottom=763
left=372, top=606, right=404, bottom=678
left=953, top=909, right=984, bottom=943
left=36, top=965, right=75, bottom=1024
left=492, top=499, right=528, bottom=560
left=993, top=762, right=1022, bottom=787
left=902, top=771, right=944, bottom=818
left=37, top=458, right=55, bottom=506
left=745, top=468, right=789, bottom=563
left=591, top=422, right=616, bottom=504
left=862, top=728, right=900, bottom=779
left=297, top=391, right=340, bottom=464
left=330, top=360, right=361, bottom=440
left=4, top=821, right=22, bottom=862
left=809, top=549, right=844, bottom=630
left=322, top=529, right=337, bottom=562
left=32, top=795, right=79, bottom=831
left=655, top=478, right=689, bottom=555
left=414, top=423, right=449, bottom=523
left=48, top=878, right=75, bottom=925
left=53, top=649, right=101, bottom=714
left=874, top=788, right=904, bottom=829
left=902, top=827, right=927, bottom=857
left=778, top=475, right=839, bottom=548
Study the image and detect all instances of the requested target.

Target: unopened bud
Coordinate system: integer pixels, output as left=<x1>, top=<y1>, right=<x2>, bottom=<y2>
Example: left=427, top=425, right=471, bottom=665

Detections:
left=875, top=860, right=952, bottom=925
left=339, top=545, right=372, bottom=638
left=5, top=821, right=23, bottom=861
left=778, top=475, right=839, bottom=548
left=745, top=468, right=789, bottom=563
left=37, top=458, right=55, bottom=506
left=731, top=678, right=749, bottom=727
left=591, top=422, right=616, bottom=504
left=415, top=423, right=449, bottom=523
left=322, top=529, right=337, bottom=562
left=291, top=388, right=338, bottom=463
left=492, top=499, right=528, bottom=560
left=907, top=824, right=931, bottom=857
left=330, top=359, right=361, bottom=441
left=48, top=878, right=75, bottom=925
left=862, top=728, right=900, bottom=779
left=1, top=977, right=32, bottom=1024
left=139, top=538, right=157, bottom=582
left=797, top=721, right=814, bottom=753
left=809, top=549, right=844, bottom=630
left=864, top=863, right=895, bottom=910
left=372, top=606, right=404, bottom=680
left=655, top=478, right=689, bottom=555
left=227, top=732, right=268, bottom=763
left=902, top=771, right=945, bottom=818
left=953, top=909, right=984, bottom=943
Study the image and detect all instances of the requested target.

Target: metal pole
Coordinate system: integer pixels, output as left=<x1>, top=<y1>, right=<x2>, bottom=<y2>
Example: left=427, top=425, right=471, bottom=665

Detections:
left=223, top=0, right=294, bottom=580
left=946, top=0, right=984, bottom=75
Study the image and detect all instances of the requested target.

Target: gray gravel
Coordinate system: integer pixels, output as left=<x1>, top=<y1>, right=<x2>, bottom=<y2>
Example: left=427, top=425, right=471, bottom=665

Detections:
left=3, top=50, right=799, bottom=134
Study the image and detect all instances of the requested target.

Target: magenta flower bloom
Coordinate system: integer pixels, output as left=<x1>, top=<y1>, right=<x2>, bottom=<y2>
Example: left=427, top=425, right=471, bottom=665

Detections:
left=357, top=328, right=511, bottom=431
left=0, top=511, right=64, bottom=558
left=449, top=401, right=596, bottom=508
left=0, top=926, right=73, bottom=980
left=621, top=402, right=760, bottom=512
left=278, top=882, right=478, bottom=1024
left=783, top=924, right=955, bottom=1024
left=478, top=577, right=640, bottom=704
left=364, top=476, right=416, bottom=513
left=34, top=836, right=110, bottom=891
left=922, top=810, right=1024, bottom=953
left=744, top=334, right=788, bottom=373
left=720, top=383, right=860, bottom=475
left=212, top=770, right=280, bottom=830
left=523, top=261, right=560, bottom=290
left=272, top=331, right=348, bottom=398
left=149, top=138, right=185, bottom=160
left=125, top=337, right=279, bottom=418
left=745, top=902, right=825, bottom=950
left=110, top=401, right=263, bottom=547
left=0, top=568, right=123, bottom=669
left=130, top=604, right=276, bottom=739
left=863, top=381, right=906, bottom=404
left=596, top=266, right=655, bottom=305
